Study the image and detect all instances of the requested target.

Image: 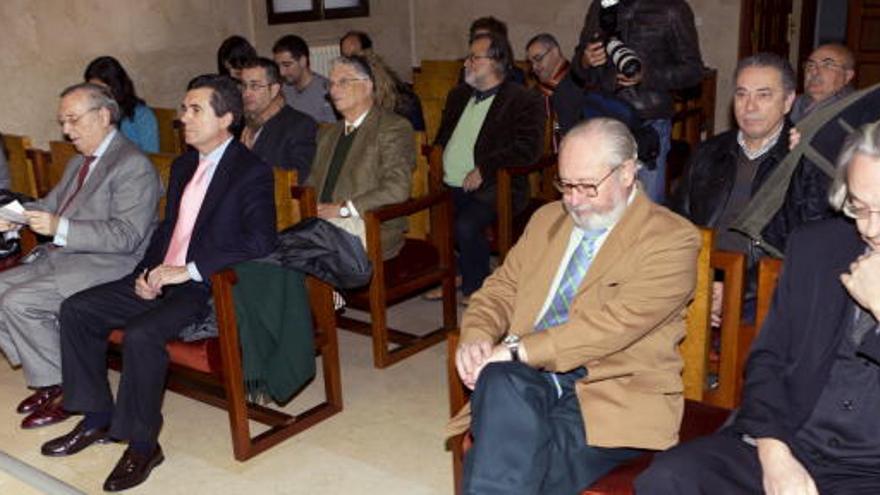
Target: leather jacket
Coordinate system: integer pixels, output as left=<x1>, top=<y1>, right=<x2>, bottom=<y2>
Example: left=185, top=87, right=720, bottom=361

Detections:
left=571, top=0, right=704, bottom=120
left=671, top=122, right=832, bottom=267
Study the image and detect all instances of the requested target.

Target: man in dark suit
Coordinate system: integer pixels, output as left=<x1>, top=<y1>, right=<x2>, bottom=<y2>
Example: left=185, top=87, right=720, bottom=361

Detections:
left=41, top=74, right=276, bottom=492
left=239, top=57, right=316, bottom=182
left=637, top=121, right=880, bottom=494
left=432, top=31, right=545, bottom=304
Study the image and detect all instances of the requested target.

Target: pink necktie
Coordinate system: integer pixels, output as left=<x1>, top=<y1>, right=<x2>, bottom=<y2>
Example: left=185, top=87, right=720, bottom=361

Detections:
left=163, top=158, right=213, bottom=266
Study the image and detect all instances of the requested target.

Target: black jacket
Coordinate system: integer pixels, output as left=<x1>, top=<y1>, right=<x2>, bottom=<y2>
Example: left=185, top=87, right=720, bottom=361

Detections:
left=733, top=218, right=880, bottom=447
left=251, top=105, right=317, bottom=183
left=671, top=123, right=831, bottom=262
left=434, top=81, right=545, bottom=207
left=137, top=141, right=277, bottom=280
left=571, top=0, right=704, bottom=120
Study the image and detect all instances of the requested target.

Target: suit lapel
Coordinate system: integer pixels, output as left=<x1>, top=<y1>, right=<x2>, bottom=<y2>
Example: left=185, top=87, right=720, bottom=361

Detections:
left=577, top=191, right=650, bottom=295
left=63, top=133, right=125, bottom=215
left=191, top=142, right=235, bottom=237
left=315, top=123, right=344, bottom=198
left=513, top=206, right=573, bottom=331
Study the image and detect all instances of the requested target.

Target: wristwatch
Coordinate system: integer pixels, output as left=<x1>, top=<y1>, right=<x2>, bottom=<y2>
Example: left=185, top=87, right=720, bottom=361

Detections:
left=502, top=334, right=521, bottom=362
left=339, top=204, right=351, bottom=218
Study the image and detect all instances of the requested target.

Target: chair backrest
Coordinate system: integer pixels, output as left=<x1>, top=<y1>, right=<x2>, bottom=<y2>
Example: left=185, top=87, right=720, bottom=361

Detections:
left=413, top=60, right=461, bottom=143
left=274, top=167, right=301, bottom=231
left=679, top=228, right=714, bottom=402
left=48, top=140, right=77, bottom=191
left=755, top=256, right=783, bottom=336
left=152, top=107, right=184, bottom=155
left=147, top=153, right=176, bottom=219
left=406, top=132, right=431, bottom=241
left=1, top=134, right=39, bottom=198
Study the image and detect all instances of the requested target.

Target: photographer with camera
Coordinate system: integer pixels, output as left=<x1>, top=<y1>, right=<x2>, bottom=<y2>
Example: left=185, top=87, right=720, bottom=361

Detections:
left=572, top=0, right=703, bottom=203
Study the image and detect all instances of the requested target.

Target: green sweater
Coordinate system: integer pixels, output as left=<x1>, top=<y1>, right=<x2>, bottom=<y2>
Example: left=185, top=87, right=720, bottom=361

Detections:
left=442, top=95, right=495, bottom=187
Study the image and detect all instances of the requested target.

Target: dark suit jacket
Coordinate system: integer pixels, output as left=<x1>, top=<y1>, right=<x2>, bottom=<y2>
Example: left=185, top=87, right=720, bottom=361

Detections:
left=733, top=217, right=877, bottom=447
left=434, top=81, right=545, bottom=207
left=252, top=105, right=317, bottom=183
left=136, top=140, right=277, bottom=280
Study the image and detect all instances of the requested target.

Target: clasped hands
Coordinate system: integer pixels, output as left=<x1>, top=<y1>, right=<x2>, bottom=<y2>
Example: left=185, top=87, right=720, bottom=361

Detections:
left=455, top=340, right=521, bottom=390
left=135, top=265, right=191, bottom=300
left=0, top=211, right=60, bottom=236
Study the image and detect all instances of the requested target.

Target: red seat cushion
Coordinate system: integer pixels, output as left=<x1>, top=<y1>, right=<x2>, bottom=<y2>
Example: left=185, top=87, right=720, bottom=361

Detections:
left=582, top=400, right=731, bottom=494
left=108, top=329, right=222, bottom=376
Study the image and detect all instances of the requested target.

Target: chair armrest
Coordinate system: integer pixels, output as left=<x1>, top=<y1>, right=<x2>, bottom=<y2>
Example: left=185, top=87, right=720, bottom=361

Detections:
left=289, top=185, right=317, bottom=220
left=366, top=190, right=451, bottom=224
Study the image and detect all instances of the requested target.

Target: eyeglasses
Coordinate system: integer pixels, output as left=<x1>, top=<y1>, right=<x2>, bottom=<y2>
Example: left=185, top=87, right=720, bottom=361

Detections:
left=553, top=167, right=620, bottom=197
left=465, top=53, right=493, bottom=63
left=528, top=47, right=553, bottom=65
left=803, top=58, right=848, bottom=73
left=57, top=107, right=99, bottom=127
left=239, top=81, right=273, bottom=92
left=843, top=195, right=880, bottom=220
left=328, top=77, right=369, bottom=89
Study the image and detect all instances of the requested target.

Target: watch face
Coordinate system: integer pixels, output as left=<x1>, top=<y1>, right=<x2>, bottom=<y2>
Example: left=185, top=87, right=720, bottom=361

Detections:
left=340, top=206, right=351, bottom=218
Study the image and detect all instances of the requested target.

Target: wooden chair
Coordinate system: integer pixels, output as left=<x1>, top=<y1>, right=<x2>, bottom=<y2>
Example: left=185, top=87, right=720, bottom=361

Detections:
left=334, top=147, right=457, bottom=368
left=1, top=134, right=39, bottom=198
left=152, top=107, right=185, bottom=155
left=494, top=154, right=559, bottom=261
left=146, top=153, right=176, bottom=219
left=274, top=168, right=300, bottom=231
left=447, top=228, right=737, bottom=494
left=107, top=182, right=341, bottom=461
left=48, top=140, right=77, bottom=192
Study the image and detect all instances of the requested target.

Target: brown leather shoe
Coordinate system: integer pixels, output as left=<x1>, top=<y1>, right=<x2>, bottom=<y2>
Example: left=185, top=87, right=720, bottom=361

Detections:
left=41, top=420, right=109, bottom=457
left=16, top=385, right=62, bottom=414
left=103, top=445, right=164, bottom=492
left=21, top=395, right=70, bottom=429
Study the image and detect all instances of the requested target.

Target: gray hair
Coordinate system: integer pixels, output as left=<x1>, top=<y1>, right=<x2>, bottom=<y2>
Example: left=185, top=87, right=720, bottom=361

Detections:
left=829, top=120, right=880, bottom=211
left=562, top=117, right=642, bottom=170
left=59, top=82, right=121, bottom=124
left=734, top=52, right=796, bottom=96
left=330, top=55, right=374, bottom=84
left=526, top=33, right=560, bottom=52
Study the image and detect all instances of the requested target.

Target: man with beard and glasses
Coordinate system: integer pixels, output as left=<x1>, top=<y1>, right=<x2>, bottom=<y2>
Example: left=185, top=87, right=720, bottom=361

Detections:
left=791, top=43, right=856, bottom=124
left=446, top=117, right=700, bottom=494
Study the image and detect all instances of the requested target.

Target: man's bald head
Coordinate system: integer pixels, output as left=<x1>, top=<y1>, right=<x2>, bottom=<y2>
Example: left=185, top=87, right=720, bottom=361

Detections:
left=804, top=43, right=855, bottom=103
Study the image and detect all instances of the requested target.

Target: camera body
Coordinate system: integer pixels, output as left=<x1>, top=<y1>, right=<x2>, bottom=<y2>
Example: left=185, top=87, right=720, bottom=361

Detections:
left=598, top=0, right=642, bottom=79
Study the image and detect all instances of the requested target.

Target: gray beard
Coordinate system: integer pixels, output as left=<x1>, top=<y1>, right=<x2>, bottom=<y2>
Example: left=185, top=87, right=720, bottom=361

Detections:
left=566, top=196, right=627, bottom=231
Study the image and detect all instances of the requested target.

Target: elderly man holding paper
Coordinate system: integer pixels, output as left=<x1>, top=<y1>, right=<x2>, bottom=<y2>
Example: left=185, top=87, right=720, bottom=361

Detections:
left=0, top=82, right=160, bottom=430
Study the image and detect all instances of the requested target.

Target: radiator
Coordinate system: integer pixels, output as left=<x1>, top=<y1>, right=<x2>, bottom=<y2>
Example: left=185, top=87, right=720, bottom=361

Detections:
left=310, top=44, right=341, bottom=77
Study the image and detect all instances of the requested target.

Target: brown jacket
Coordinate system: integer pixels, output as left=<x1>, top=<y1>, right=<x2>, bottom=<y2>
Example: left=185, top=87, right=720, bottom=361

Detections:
left=307, top=106, right=415, bottom=260
left=448, top=191, right=700, bottom=450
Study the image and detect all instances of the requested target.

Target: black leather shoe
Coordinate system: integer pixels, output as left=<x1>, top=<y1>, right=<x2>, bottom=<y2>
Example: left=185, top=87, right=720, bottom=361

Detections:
left=16, top=385, right=62, bottom=414
left=103, top=445, right=164, bottom=492
left=41, top=420, right=109, bottom=457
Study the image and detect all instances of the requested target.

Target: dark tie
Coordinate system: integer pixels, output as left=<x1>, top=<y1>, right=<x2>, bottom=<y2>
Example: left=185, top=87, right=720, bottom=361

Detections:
left=57, top=155, right=95, bottom=215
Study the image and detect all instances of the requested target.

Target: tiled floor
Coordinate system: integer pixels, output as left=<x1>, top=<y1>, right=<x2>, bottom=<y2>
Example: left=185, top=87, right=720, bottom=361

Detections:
left=0, top=296, right=458, bottom=494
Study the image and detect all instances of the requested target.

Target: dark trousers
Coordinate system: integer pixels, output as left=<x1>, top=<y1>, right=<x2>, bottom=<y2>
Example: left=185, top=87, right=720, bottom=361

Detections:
left=464, top=362, right=642, bottom=495
left=60, top=274, right=211, bottom=444
left=636, top=429, right=880, bottom=494
left=451, top=187, right=496, bottom=296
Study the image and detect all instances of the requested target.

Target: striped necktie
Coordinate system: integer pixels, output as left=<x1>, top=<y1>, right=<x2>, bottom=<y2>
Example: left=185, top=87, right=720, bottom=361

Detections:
left=535, top=228, right=606, bottom=331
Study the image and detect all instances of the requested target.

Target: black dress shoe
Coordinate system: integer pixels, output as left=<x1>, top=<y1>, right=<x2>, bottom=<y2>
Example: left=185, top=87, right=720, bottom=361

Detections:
left=103, top=445, right=164, bottom=492
left=41, top=420, right=109, bottom=457
left=21, top=394, right=70, bottom=429
left=16, top=385, right=62, bottom=414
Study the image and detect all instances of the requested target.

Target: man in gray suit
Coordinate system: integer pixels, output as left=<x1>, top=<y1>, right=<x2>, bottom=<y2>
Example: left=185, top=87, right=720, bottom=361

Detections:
left=0, top=83, right=160, bottom=429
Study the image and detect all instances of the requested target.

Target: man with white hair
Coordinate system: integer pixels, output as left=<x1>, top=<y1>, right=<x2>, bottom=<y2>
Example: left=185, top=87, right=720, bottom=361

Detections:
left=447, top=117, right=700, bottom=494
left=637, top=120, right=880, bottom=494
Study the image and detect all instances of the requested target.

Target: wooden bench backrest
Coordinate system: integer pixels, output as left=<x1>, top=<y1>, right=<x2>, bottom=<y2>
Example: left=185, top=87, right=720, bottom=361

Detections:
left=48, top=141, right=77, bottom=192
left=679, top=228, right=714, bottom=402
left=274, top=167, right=301, bottom=231
left=147, top=152, right=176, bottom=219
left=1, top=134, right=38, bottom=198
left=152, top=107, right=184, bottom=155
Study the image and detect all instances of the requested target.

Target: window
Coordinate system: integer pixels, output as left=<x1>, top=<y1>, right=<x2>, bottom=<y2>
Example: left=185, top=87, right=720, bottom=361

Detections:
left=267, top=0, right=369, bottom=24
